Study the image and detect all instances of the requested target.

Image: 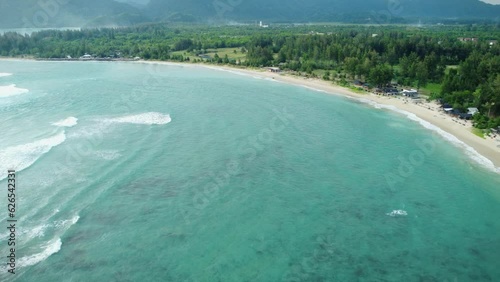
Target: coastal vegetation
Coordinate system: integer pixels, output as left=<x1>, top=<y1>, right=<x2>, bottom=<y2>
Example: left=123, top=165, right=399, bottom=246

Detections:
left=0, top=23, right=499, bottom=128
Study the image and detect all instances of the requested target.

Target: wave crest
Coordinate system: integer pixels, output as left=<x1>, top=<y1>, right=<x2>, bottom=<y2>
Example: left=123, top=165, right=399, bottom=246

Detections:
left=52, top=117, right=78, bottom=128
left=386, top=210, right=408, bottom=217
left=17, top=238, right=62, bottom=268
left=106, top=112, right=172, bottom=125
left=0, top=73, right=13, bottom=77
left=0, top=131, right=66, bottom=180
left=0, top=84, right=29, bottom=98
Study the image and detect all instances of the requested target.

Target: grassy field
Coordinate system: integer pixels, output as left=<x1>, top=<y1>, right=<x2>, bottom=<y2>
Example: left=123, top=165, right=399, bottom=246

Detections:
left=472, top=127, right=485, bottom=139
left=171, top=47, right=246, bottom=62
left=420, top=82, right=442, bottom=96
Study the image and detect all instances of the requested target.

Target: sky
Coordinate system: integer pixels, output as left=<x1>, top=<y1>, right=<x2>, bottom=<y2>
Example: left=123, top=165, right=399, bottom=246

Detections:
left=480, top=0, right=500, bottom=4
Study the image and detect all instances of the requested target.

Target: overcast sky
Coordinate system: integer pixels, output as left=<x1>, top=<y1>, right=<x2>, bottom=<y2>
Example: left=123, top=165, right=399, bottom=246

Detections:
left=480, top=0, right=500, bottom=4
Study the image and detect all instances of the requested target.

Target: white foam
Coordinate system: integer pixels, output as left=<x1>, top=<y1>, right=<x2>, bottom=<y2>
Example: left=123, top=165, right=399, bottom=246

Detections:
left=0, top=84, right=29, bottom=98
left=106, top=112, right=172, bottom=125
left=17, top=238, right=62, bottom=268
left=0, top=131, right=66, bottom=180
left=53, top=215, right=80, bottom=229
left=25, top=224, right=49, bottom=240
left=386, top=210, right=408, bottom=217
left=52, top=117, right=78, bottom=128
left=93, top=150, right=122, bottom=160
left=0, top=73, right=12, bottom=77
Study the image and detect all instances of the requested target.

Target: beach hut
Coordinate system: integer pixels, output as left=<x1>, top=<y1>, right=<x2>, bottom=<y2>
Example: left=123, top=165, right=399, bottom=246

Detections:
left=467, top=107, right=479, bottom=115
left=80, top=54, right=92, bottom=60
left=267, top=67, right=281, bottom=73
left=459, top=113, right=473, bottom=120
left=401, top=89, right=418, bottom=97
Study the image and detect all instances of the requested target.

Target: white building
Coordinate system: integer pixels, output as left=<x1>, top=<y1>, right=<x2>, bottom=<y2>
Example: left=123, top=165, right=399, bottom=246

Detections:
left=467, top=107, right=479, bottom=115
left=80, top=54, right=92, bottom=60
left=401, top=89, right=418, bottom=97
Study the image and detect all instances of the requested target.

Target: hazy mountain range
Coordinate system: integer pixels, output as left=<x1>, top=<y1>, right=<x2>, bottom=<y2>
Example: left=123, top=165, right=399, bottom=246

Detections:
left=0, top=0, right=499, bottom=28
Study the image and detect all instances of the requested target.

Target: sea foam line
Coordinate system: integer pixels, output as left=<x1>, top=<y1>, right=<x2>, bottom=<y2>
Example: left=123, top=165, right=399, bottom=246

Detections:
left=105, top=112, right=172, bottom=125
left=0, top=84, right=29, bottom=98
left=17, top=238, right=62, bottom=268
left=52, top=117, right=78, bottom=128
left=0, top=72, right=13, bottom=77
left=0, top=215, right=78, bottom=270
left=0, top=131, right=66, bottom=181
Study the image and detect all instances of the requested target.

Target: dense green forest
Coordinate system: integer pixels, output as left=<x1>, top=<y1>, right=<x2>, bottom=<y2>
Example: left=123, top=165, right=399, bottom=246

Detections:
left=0, top=23, right=499, bottom=129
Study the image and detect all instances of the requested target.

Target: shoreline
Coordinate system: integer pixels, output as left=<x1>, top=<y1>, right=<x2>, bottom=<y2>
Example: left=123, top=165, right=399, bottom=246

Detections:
left=2, top=57, right=500, bottom=172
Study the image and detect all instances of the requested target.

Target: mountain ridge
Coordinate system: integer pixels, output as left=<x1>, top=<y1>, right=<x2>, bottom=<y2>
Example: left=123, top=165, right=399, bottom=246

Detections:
left=0, top=0, right=499, bottom=28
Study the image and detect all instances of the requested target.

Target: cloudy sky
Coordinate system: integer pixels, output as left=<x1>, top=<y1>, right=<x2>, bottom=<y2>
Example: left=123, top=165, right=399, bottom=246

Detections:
left=480, top=0, right=500, bottom=4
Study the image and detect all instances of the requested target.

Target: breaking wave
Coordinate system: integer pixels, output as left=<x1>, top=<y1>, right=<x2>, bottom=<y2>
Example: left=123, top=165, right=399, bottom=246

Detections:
left=0, top=72, right=13, bottom=77
left=0, top=131, right=66, bottom=181
left=17, top=238, right=62, bottom=268
left=52, top=117, right=78, bottom=128
left=105, top=112, right=172, bottom=125
left=0, top=84, right=29, bottom=98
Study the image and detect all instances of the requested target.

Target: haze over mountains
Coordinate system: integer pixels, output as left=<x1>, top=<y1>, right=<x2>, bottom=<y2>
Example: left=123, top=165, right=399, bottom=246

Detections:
left=0, top=0, right=499, bottom=28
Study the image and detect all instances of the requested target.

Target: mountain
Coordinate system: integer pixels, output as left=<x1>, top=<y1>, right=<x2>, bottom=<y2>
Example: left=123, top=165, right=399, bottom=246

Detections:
left=0, top=0, right=146, bottom=28
left=145, top=0, right=500, bottom=23
left=145, top=0, right=386, bottom=22
left=398, top=0, right=500, bottom=18
left=0, top=0, right=499, bottom=29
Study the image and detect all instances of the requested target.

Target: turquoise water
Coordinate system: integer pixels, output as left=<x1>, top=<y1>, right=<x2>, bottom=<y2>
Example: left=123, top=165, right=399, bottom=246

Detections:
left=0, top=60, right=499, bottom=281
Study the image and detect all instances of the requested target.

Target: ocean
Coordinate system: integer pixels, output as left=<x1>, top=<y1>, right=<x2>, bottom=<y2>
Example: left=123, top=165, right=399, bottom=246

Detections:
left=0, top=60, right=499, bottom=281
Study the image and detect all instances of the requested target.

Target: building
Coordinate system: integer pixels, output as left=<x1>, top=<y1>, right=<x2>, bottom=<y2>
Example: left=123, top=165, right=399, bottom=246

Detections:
left=382, top=87, right=399, bottom=95
left=266, top=67, right=281, bottom=73
left=401, top=89, right=418, bottom=97
left=467, top=107, right=479, bottom=115
left=80, top=54, right=92, bottom=60
left=458, top=37, right=478, bottom=43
